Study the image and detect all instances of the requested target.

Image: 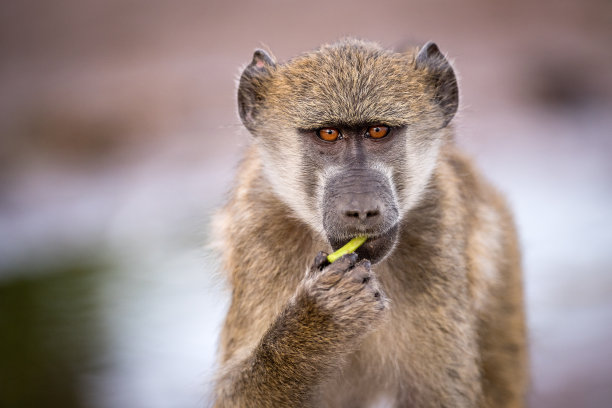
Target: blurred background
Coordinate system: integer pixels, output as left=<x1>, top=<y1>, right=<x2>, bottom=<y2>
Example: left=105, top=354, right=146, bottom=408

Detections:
left=1, top=0, right=611, bottom=407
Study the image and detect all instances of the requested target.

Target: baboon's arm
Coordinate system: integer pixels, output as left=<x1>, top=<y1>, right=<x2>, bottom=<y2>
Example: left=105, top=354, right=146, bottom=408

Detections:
left=214, top=294, right=341, bottom=407
left=214, top=254, right=387, bottom=408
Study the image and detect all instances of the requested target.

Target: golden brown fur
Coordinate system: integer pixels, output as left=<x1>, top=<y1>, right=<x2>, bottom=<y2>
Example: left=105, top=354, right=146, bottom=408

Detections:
left=212, top=39, right=527, bottom=407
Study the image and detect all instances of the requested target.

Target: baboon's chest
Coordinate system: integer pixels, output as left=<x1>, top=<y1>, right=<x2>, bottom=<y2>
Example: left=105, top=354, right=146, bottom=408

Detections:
left=316, top=313, right=415, bottom=407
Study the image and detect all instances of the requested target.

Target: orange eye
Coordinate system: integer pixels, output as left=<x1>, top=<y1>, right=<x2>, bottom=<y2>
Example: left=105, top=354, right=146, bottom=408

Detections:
left=317, top=128, right=341, bottom=142
left=367, top=125, right=390, bottom=139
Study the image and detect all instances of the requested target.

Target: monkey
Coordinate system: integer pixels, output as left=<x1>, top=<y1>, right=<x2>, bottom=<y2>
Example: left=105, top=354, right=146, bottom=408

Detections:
left=212, top=38, right=527, bottom=407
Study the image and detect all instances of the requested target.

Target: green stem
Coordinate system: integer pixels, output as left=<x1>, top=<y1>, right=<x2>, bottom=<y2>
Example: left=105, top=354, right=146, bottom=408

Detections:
left=326, top=236, right=368, bottom=263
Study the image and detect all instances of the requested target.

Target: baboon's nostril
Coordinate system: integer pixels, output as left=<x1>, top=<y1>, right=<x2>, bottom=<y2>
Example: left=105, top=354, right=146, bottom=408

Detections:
left=366, top=209, right=380, bottom=218
left=346, top=210, right=360, bottom=218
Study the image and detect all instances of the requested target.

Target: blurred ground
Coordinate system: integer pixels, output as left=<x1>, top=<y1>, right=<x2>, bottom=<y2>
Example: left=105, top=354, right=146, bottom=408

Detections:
left=1, top=0, right=611, bottom=407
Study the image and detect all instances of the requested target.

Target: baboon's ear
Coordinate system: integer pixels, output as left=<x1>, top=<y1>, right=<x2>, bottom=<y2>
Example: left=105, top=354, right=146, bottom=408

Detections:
left=415, top=42, right=458, bottom=127
left=238, top=49, right=276, bottom=133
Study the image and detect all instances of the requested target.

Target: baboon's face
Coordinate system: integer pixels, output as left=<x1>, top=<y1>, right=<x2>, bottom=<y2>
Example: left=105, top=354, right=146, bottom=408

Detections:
left=238, top=40, right=457, bottom=264
left=302, top=125, right=403, bottom=264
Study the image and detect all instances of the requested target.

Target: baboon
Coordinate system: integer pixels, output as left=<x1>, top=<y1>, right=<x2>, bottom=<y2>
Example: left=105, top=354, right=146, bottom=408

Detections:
left=212, top=39, right=527, bottom=407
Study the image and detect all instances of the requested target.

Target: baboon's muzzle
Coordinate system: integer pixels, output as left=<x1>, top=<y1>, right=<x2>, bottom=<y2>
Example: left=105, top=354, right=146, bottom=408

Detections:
left=322, top=168, right=400, bottom=264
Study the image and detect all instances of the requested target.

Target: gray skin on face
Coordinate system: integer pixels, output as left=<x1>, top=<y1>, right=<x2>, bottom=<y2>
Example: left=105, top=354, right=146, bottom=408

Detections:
left=300, top=126, right=404, bottom=264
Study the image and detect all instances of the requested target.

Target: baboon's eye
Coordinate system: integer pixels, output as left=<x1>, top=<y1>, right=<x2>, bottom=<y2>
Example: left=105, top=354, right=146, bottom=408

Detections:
left=317, top=128, right=341, bottom=142
left=367, top=125, right=390, bottom=139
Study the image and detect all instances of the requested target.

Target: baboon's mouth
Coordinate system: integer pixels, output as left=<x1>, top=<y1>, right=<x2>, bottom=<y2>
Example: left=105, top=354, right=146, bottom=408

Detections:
left=327, top=223, right=400, bottom=265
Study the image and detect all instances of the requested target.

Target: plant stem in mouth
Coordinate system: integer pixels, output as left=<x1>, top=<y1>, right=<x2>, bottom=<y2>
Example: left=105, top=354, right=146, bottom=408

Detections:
left=327, top=236, right=368, bottom=263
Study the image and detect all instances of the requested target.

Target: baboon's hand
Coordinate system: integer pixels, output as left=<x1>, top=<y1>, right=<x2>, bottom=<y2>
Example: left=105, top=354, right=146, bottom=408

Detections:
left=303, top=251, right=388, bottom=340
